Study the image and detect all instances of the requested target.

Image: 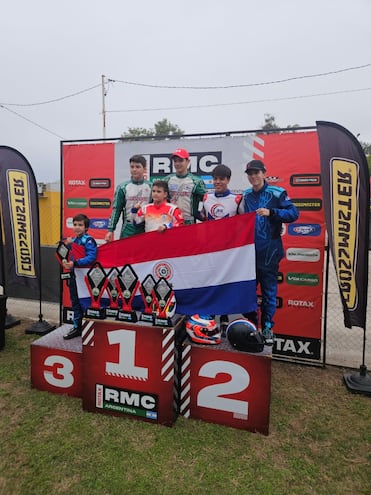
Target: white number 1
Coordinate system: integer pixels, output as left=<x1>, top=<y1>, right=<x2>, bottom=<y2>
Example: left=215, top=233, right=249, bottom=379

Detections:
left=106, top=329, right=148, bottom=380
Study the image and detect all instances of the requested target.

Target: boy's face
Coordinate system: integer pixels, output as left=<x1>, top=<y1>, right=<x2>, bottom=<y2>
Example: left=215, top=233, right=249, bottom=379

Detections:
left=151, top=185, right=167, bottom=204
left=247, top=169, right=265, bottom=190
left=130, top=161, right=145, bottom=181
left=213, top=175, right=229, bottom=194
left=172, top=156, right=190, bottom=176
left=73, top=220, right=87, bottom=236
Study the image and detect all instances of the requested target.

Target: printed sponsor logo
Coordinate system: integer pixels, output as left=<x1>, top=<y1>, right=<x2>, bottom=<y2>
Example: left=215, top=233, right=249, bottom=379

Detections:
left=89, top=178, right=111, bottom=188
left=96, top=385, right=158, bottom=419
left=277, top=272, right=283, bottom=283
left=331, top=159, right=358, bottom=309
left=68, top=179, right=86, bottom=186
left=290, top=174, right=321, bottom=186
left=286, top=247, right=320, bottom=262
left=288, top=223, right=321, bottom=236
left=273, top=334, right=321, bottom=360
left=149, top=152, right=222, bottom=176
left=287, top=299, right=315, bottom=308
left=266, top=176, right=284, bottom=184
left=67, top=198, right=88, bottom=208
left=89, top=198, right=111, bottom=209
left=291, top=198, right=322, bottom=211
left=153, top=262, right=173, bottom=280
left=7, top=171, right=36, bottom=277
left=286, top=273, right=319, bottom=286
left=90, top=218, right=110, bottom=229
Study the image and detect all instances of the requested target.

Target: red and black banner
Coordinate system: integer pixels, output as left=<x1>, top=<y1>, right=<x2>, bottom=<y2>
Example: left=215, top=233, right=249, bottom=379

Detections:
left=317, top=121, right=370, bottom=329
left=0, top=146, right=40, bottom=291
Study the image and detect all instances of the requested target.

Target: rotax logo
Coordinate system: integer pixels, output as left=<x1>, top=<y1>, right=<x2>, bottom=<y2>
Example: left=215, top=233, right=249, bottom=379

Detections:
left=274, top=334, right=320, bottom=360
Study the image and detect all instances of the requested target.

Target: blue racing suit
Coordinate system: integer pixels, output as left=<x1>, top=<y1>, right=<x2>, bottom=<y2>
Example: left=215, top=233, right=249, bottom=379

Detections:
left=68, top=233, right=97, bottom=329
left=242, top=181, right=299, bottom=329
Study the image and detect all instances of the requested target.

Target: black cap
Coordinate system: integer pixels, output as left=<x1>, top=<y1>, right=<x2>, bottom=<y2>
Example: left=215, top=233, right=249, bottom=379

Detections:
left=245, top=160, right=266, bottom=173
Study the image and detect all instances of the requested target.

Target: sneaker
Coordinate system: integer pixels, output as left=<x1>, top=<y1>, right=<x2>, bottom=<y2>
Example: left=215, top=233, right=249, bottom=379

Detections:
left=262, top=326, right=274, bottom=346
left=63, top=326, right=82, bottom=340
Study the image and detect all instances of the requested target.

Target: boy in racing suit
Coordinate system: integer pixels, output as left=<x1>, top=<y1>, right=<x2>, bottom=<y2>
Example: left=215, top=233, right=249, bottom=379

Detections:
left=240, top=160, right=299, bottom=345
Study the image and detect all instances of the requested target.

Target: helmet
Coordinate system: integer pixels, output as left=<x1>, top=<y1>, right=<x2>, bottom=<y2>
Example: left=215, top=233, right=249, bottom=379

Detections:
left=185, top=314, right=221, bottom=345
left=226, top=319, right=264, bottom=353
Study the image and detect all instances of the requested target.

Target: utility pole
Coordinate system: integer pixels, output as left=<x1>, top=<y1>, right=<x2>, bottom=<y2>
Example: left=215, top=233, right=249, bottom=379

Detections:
left=101, top=74, right=107, bottom=139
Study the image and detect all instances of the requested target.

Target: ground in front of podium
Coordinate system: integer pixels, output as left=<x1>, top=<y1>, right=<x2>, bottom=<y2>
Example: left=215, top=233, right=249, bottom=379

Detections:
left=1, top=320, right=370, bottom=495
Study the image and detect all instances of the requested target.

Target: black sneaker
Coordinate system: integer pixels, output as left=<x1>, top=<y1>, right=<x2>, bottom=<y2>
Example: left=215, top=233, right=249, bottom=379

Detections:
left=63, top=326, right=82, bottom=340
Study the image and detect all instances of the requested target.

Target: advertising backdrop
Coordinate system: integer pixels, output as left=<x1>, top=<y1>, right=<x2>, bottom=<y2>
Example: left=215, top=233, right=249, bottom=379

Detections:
left=61, top=130, right=325, bottom=362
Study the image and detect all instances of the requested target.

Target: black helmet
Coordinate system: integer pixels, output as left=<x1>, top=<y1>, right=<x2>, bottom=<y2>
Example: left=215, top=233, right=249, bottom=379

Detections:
left=226, top=319, right=265, bottom=353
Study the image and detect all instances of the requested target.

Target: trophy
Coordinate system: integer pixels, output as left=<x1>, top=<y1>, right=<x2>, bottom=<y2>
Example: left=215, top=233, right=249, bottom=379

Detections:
left=152, top=277, right=176, bottom=327
left=139, top=274, right=156, bottom=323
left=103, top=267, right=120, bottom=318
left=55, top=240, right=71, bottom=280
left=116, top=264, right=140, bottom=322
left=84, top=262, right=107, bottom=319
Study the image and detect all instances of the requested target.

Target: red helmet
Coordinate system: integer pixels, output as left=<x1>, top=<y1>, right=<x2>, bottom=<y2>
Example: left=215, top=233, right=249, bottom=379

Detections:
left=185, top=314, right=221, bottom=345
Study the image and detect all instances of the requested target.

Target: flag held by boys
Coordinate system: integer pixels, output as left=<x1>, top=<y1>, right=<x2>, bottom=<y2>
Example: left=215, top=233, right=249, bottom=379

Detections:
left=74, top=213, right=257, bottom=316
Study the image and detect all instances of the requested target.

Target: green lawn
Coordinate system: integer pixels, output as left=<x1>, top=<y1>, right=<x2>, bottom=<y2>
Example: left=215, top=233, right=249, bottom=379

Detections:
left=0, top=322, right=370, bottom=495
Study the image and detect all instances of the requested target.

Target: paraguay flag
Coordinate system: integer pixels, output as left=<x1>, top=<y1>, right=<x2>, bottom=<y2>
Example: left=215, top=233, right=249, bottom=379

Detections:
left=73, top=213, right=257, bottom=316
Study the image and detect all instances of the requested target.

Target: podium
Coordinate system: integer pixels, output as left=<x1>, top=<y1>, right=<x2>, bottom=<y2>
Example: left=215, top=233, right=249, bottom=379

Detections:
left=31, top=324, right=83, bottom=398
left=81, top=318, right=182, bottom=426
left=178, top=339, right=272, bottom=435
left=31, top=318, right=272, bottom=433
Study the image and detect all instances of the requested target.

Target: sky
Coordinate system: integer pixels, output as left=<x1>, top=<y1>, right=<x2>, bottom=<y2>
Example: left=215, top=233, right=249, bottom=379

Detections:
left=1, top=0, right=371, bottom=183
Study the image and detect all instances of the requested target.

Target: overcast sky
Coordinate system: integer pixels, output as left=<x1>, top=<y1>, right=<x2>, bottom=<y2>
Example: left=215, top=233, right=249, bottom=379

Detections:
left=1, top=0, right=370, bottom=183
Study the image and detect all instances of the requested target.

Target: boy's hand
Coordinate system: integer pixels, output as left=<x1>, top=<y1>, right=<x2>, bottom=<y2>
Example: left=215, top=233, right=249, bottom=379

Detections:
left=105, top=232, right=113, bottom=243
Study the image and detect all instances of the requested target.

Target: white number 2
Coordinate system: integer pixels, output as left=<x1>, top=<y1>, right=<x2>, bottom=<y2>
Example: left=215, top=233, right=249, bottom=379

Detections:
left=197, top=360, right=250, bottom=416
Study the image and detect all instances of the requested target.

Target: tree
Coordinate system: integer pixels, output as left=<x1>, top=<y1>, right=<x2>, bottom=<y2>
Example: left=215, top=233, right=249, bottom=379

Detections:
left=121, top=119, right=184, bottom=139
left=261, top=114, right=279, bottom=130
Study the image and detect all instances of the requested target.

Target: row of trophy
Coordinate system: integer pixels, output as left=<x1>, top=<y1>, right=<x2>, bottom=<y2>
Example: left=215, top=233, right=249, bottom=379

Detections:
left=56, top=242, right=176, bottom=327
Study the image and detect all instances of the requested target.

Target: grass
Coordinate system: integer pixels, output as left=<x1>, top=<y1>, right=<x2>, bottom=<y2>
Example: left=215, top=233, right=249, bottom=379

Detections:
left=0, top=321, right=370, bottom=495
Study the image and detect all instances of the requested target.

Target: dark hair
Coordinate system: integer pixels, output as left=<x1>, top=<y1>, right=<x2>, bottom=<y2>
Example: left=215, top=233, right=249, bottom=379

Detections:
left=73, top=213, right=90, bottom=229
left=129, top=155, right=146, bottom=167
left=152, top=180, right=169, bottom=194
left=212, top=164, right=231, bottom=179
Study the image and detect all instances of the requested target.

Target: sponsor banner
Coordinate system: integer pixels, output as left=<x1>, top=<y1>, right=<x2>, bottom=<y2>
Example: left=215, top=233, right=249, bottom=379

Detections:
left=0, top=146, right=40, bottom=290
left=62, top=131, right=325, bottom=359
left=317, top=121, right=370, bottom=329
left=274, top=334, right=321, bottom=360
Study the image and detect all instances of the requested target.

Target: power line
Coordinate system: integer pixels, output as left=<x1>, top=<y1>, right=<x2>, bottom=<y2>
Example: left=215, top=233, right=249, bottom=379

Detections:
left=0, top=83, right=101, bottom=107
left=106, top=86, right=371, bottom=113
left=0, top=104, right=64, bottom=138
left=108, top=63, right=371, bottom=90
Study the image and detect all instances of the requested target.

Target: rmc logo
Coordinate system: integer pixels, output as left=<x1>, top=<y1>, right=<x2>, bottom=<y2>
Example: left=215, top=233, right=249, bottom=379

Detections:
left=149, top=152, right=222, bottom=176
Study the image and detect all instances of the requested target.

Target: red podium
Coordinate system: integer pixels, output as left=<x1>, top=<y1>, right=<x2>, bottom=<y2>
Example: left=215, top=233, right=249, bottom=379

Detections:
left=31, top=324, right=83, bottom=398
left=178, top=340, right=272, bottom=435
left=81, top=318, right=183, bottom=426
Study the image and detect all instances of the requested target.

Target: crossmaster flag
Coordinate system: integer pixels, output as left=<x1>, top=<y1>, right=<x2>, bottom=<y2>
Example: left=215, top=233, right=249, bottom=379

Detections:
left=73, top=213, right=257, bottom=316
left=0, top=146, right=40, bottom=291
left=317, top=121, right=369, bottom=329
